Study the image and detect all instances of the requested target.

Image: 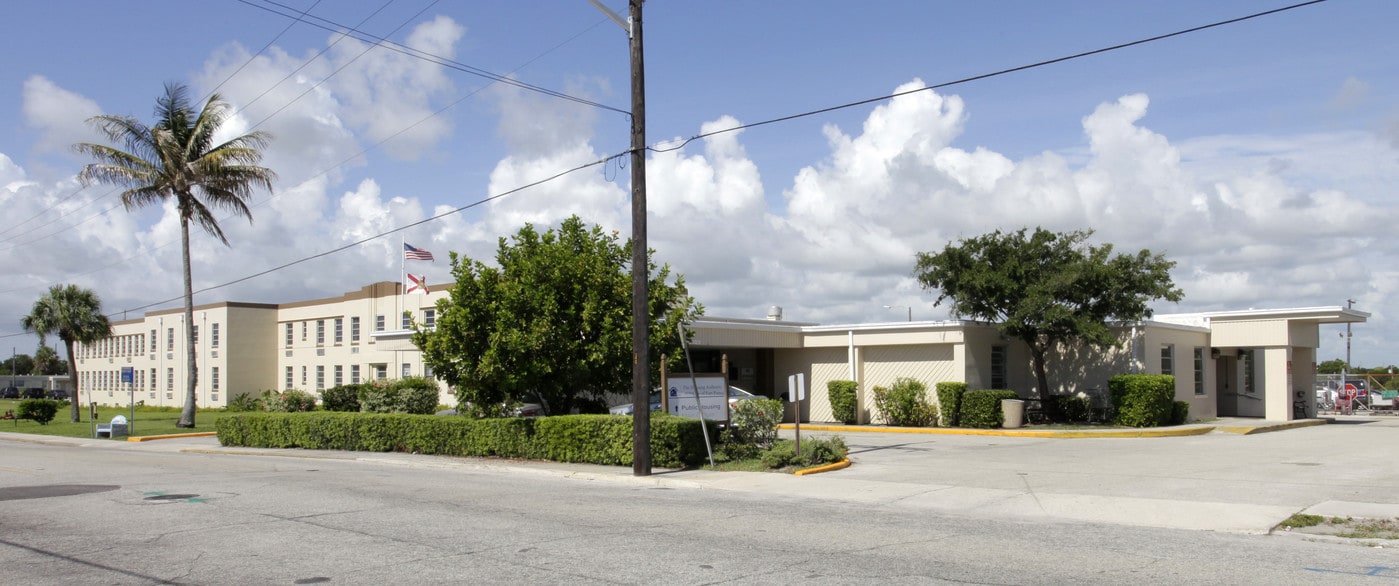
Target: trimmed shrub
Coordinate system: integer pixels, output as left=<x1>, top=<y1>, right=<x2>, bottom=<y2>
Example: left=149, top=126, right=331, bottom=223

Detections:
left=17, top=399, right=61, bottom=425
left=262, top=389, right=317, bottom=412
left=1109, top=374, right=1175, bottom=427
left=758, top=436, right=848, bottom=469
left=1046, top=394, right=1092, bottom=423
left=871, top=378, right=937, bottom=427
left=358, top=378, right=440, bottom=415
left=214, top=411, right=708, bottom=468
left=827, top=380, right=858, bottom=424
left=959, top=389, right=1020, bottom=429
left=226, top=392, right=263, bottom=412
left=935, top=382, right=967, bottom=428
left=1170, top=400, right=1190, bottom=426
left=321, top=384, right=363, bottom=412
left=729, top=397, right=783, bottom=449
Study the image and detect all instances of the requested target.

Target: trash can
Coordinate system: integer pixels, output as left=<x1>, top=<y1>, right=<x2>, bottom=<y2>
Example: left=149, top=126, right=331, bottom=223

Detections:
left=1002, top=399, right=1025, bottom=429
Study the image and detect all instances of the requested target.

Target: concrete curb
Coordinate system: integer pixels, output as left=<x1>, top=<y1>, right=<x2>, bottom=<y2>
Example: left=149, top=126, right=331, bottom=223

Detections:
left=780, top=423, right=1218, bottom=438
left=127, top=432, right=219, bottom=442
left=1214, top=419, right=1327, bottom=435
left=793, top=459, right=851, bottom=476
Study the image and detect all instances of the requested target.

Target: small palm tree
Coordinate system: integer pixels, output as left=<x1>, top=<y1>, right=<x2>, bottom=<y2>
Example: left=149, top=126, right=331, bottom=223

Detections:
left=75, top=83, right=276, bottom=428
left=22, top=284, right=112, bottom=423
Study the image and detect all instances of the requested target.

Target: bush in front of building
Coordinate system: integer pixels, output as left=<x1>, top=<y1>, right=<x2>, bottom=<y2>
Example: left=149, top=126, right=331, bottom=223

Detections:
left=1109, top=374, right=1175, bottom=427
left=357, top=377, right=439, bottom=415
left=1045, top=394, right=1092, bottom=423
left=758, top=436, right=848, bottom=469
left=214, top=411, right=708, bottom=468
left=935, top=382, right=967, bottom=427
left=320, top=384, right=364, bottom=412
left=262, top=389, right=317, bottom=412
left=827, top=380, right=858, bottom=424
left=871, top=378, right=937, bottom=427
left=225, top=392, right=263, bottom=412
left=1170, top=400, right=1190, bottom=425
left=958, top=389, right=1020, bottom=428
left=17, top=398, right=61, bottom=425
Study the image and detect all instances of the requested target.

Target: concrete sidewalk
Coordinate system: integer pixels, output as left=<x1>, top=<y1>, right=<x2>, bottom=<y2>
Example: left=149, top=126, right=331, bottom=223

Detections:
left=5, top=416, right=1398, bottom=537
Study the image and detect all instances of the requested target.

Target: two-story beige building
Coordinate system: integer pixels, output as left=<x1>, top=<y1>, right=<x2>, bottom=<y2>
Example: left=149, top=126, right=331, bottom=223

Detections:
left=73, top=280, right=1365, bottom=423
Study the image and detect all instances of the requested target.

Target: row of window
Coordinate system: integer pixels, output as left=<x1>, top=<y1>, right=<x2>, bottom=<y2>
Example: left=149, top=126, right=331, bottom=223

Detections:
left=1160, top=345, right=1254, bottom=396
left=80, top=366, right=219, bottom=394
left=79, top=324, right=221, bottom=359
left=280, top=310, right=437, bottom=347
left=282, top=362, right=432, bottom=390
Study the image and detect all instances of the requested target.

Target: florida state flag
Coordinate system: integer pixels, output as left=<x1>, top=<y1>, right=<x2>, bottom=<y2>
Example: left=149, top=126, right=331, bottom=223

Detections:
left=406, top=274, right=429, bottom=294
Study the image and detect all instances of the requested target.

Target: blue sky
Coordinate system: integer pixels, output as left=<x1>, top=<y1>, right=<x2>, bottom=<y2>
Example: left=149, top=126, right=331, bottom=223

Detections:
left=1, top=0, right=1396, bottom=368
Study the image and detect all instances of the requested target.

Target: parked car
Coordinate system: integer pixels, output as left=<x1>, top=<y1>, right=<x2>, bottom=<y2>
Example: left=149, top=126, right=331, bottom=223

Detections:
left=1, top=387, right=19, bottom=399
left=49, top=389, right=70, bottom=400
left=21, top=388, right=45, bottom=399
left=608, top=385, right=765, bottom=416
left=437, top=401, right=544, bottom=418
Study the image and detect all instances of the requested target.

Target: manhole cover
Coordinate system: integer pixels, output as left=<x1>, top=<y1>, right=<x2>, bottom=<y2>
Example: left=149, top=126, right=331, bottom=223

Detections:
left=144, top=494, right=200, bottom=501
left=0, top=484, right=119, bottom=502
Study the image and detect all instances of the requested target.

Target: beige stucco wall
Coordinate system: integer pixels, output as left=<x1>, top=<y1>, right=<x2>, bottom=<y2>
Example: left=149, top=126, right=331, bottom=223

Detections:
left=1141, top=325, right=1215, bottom=421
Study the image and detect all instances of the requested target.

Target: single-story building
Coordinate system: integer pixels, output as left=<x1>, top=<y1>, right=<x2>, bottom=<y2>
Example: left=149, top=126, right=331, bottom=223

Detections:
left=687, top=306, right=1368, bottom=423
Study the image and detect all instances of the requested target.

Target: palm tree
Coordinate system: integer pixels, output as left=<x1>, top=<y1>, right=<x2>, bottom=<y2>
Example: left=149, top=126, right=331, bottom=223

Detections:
left=75, top=83, right=276, bottom=428
left=22, top=285, right=112, bottom=423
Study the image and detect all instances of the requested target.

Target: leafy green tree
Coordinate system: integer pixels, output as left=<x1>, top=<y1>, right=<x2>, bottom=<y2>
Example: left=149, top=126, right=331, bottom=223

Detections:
left=33, top=345, right=67, bottom=375
left=414, top=216, right=700, bottom=416
left=1316, top=359, right=1347, bottom=374
left=21, top=284, right=112, bottom=422
left=2, top=353, right=35, bottom=376
left=75, top=83, right=275, bottom=428
left=915, top=227, right=1182, bottom=399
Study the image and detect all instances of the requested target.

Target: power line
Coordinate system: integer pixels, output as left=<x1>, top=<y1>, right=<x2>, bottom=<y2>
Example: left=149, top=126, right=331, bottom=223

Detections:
left=649, top=0, right=1331, bottom=154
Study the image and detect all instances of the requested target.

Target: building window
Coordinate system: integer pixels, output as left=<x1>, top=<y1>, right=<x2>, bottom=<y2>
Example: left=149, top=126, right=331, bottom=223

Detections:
left=334, top=318, right=343, bottom=344
left=424, top=309, right=436, bottom=328
left=285, top=366, right=294, bottom=390
left=316, top=320, right=325, bottom=345
left=351, top=364, right=361, bottom=384
left=1193, top=347, right=1205, bottom=395
left=301, top=366, right=307, bottom=387
left=424, top=363, right=434, bottom=379
left=285, top=323, right=293, bottom=346
left=1160, top=344, right=1174, bottom=376
left=402, top=363, right=412, bottom=379
left=375, top=314, right=385, bottom=332
left=316, top=365, right=325, bottom=390
left=374, top=364, right=387, bottom=380
left=990, top=345, right=1007, bottom=390
left=167, top=368, right=174, bottom=392
left=212, top=367, right=220, bottom=392
left=1241, top=349, right=1256, bottom=394
left=351, top=317, right=361, bottom=342
left=150, top=330, right=157, bottom=352
left=149, top=368, right=156, bottom=391
left=212, top=323, right=220, bottom=348
left=401, top=312, right=411, bottom=330
left=334, top=365, right=344, bottom=387
left=302, top=322, right=307, bottom=341
left=167, top=328, right=175, bottom=352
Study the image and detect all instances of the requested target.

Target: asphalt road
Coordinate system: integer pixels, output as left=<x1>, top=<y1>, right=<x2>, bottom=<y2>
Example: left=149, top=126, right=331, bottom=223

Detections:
left=2, top=421, right=1398, bottom=584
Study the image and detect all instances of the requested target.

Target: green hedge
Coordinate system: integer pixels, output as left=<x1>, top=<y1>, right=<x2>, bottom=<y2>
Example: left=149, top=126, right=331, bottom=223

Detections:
left=871, top=378, right=937, bottom=427
left=1109, top=374, right=1175, bottom=427
left=358, top=378, right=439, bottom=415
left=17, top=399, right=62, bottom=425
left=935, top=382, right=967, bottom=428
left=958, top=389, right=1020, bottom=429
left=214, top=411, right=708, bottom=468
left=827, top=380, right=858, bottom=424
left=321, top=384, right=364, bottom=412
left=1170, top=400, right=1190, bottom=426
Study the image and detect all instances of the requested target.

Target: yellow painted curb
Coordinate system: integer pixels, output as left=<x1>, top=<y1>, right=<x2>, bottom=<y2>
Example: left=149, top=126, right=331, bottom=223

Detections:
left=779, top=423, right=1217, bottom=438
left=127, top=432, right=218, bottom=442
left=794, top=459, right=851, bottom=476
left=1215, top=419, right=1327, bottom=435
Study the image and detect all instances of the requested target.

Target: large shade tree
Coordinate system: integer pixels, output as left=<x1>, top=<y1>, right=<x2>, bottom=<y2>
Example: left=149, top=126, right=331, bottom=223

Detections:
left=915, top=227, right=1182, bottom=400
left=22, top=284, right=112, bottom=422
left=414, top=215, right=701, bottom=416
left=75, top=83, right=275, bottom=428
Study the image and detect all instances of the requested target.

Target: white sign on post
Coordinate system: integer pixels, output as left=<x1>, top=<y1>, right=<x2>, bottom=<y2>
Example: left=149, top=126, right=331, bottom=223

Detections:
left=787, top=373, right=806, bottom=402
left=667, top=375, right=728, bottom=421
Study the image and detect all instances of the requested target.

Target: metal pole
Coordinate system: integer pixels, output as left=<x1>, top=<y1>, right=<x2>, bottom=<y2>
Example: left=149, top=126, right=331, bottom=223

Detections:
left=627, top=0, right=651, bottom=477
left=678, top=321, right=716, bottom=468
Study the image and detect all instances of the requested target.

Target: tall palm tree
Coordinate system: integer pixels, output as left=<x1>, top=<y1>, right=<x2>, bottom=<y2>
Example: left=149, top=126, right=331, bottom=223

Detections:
left=75, top=83, right=275, bottom=428
left=22, top=284, right=112, bottom=423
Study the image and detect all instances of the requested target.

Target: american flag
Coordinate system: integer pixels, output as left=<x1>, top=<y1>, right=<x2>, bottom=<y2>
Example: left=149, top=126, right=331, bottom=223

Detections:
left=404, top=243, right=434, bottom=261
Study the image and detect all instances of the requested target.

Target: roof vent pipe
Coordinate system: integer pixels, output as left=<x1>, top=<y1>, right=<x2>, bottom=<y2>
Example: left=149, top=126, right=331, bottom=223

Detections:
left=767, top=306, right=783, bottom=321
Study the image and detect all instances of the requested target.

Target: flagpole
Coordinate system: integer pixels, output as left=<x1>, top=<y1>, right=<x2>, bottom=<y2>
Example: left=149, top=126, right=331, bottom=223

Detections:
left=399, top=235, right=405, bottom=330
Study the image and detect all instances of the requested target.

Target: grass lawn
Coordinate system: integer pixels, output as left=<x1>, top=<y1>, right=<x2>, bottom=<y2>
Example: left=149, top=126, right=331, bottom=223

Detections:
left=0, top=399, right=232, bottom=439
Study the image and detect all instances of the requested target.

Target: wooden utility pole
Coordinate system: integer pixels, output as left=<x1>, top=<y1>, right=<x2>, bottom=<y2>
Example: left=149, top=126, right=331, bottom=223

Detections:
left=627, top=0, right=651, bottom=476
